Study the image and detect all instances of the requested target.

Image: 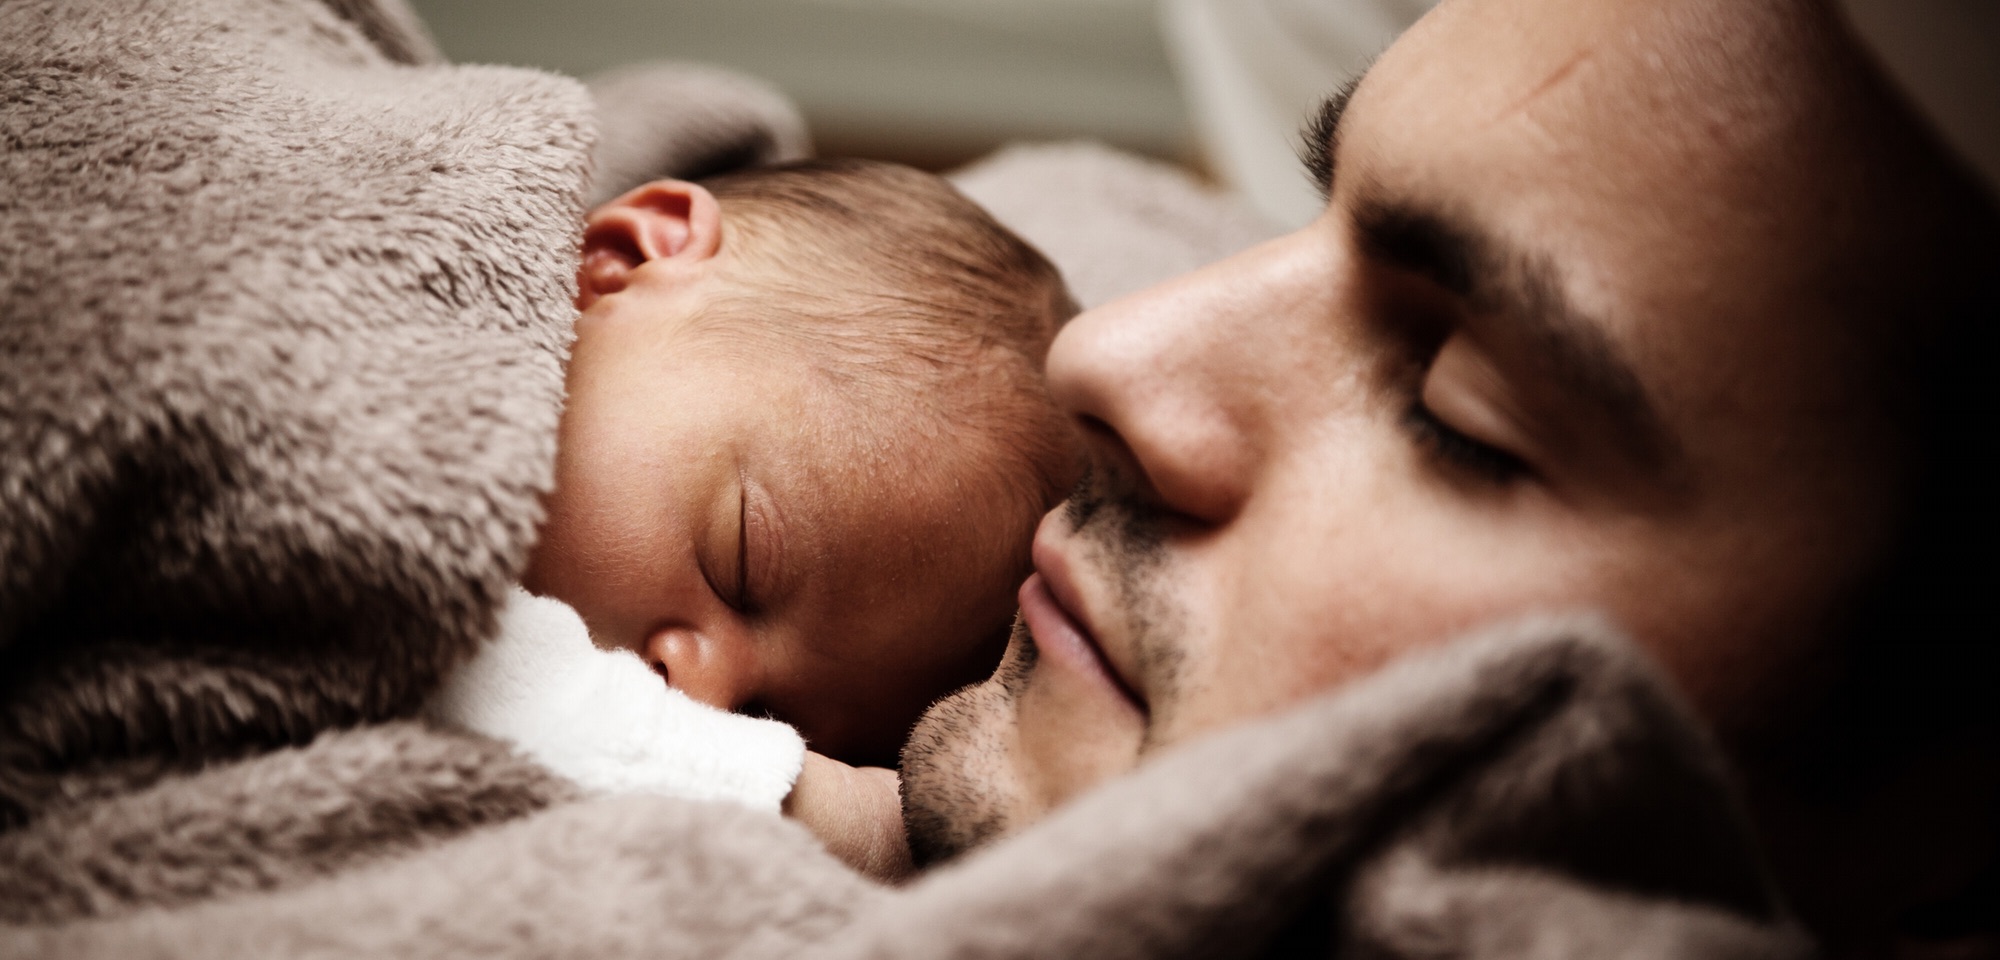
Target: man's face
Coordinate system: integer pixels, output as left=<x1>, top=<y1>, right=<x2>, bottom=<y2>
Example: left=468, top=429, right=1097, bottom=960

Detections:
left=903, top=0, right=1908, bottom=857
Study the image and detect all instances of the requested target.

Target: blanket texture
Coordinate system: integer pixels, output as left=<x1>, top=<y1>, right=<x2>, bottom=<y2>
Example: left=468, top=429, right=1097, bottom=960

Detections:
left=4, top=622, right=1810, bottom=959
left=951, top=142, right=1280, bottom=308
left=585, top=61, right=812, bottom=207
left=0, top=0, right=589, bottom=827
left=0, top=0, right=1811, bottom=956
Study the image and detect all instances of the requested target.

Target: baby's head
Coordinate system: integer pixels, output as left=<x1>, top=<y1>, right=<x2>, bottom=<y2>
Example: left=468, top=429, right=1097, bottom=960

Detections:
left=526, top=160, right=1079, bottom=765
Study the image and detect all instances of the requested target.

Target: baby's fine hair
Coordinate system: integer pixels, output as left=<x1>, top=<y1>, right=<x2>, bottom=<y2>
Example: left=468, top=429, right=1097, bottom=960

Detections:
left=694, top=158, right=1080, bottom=515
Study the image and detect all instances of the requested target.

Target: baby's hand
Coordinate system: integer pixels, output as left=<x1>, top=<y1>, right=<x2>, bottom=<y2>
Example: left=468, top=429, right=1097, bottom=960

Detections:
left=783, top=751, right=913, bottom=882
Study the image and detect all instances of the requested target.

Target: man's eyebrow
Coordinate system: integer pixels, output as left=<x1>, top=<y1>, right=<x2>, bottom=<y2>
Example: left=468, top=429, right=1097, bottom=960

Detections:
left=1353, top=198, right=1687, bottom=480
left=1299, top=71, right=1367, bottom=201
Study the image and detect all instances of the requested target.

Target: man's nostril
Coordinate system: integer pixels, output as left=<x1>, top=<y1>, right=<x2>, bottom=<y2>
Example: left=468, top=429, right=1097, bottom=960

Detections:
left=1064, top=419, right=1215, bottom=534
left=1076, top=415, right=1139, bottom=475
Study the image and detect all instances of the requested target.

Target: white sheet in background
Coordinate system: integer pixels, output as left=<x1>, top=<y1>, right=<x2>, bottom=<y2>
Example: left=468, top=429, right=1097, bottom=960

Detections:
left=1161, top=0, right=1439, bottom=229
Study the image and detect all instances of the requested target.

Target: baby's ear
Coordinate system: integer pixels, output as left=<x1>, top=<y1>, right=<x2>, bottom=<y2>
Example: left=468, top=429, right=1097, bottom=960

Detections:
left=576, top=179, right=724, bottom=310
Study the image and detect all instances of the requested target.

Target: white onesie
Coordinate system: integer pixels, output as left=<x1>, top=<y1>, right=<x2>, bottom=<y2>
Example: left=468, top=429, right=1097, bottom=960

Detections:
left=426, top=587, right=807, bottom=813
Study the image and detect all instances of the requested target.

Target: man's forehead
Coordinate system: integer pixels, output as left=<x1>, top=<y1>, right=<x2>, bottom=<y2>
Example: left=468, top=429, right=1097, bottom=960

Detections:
left=1368, top=0, right=1837, bottom=168
left=1365, top=0, right=1628, bottom=130
left=1365, top=6, right=1862, bottom=278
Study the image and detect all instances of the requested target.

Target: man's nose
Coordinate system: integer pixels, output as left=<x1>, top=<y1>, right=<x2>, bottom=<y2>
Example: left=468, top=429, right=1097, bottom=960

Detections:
left=645, top=623, right=761, bottom=713
left=1045, top=237, right=1318, bottom=525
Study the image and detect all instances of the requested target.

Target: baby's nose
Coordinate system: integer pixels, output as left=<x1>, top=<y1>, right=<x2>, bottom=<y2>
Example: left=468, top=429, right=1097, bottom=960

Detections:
left=645, top=626, right=759, bottom=713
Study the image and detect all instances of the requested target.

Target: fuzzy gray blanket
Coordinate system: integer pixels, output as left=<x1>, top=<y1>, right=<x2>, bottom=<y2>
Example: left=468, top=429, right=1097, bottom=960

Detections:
left=0, top=0, right=1812, bottom=956
left=7, top=621, right=1810, bottom=960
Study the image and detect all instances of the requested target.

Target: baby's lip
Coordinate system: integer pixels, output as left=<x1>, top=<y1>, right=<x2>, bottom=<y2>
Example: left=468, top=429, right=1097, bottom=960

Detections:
left=1022, top=539, right=1146, bottom=715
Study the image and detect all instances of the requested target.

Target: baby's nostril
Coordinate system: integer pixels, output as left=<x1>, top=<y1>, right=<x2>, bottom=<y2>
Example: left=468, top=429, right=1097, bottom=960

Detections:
left=649, top=660, right=671, bottom=685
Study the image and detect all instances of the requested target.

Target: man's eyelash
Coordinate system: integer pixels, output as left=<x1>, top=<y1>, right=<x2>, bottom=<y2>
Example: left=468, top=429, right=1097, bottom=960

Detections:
left=1298, top=73, right=1364, bottom=201
left=1403, top=403, right=1528, bottom=484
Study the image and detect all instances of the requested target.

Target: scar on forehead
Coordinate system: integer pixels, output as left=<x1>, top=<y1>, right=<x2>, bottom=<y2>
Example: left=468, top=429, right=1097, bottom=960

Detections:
left=1494, top=50, right=1594, bottom=123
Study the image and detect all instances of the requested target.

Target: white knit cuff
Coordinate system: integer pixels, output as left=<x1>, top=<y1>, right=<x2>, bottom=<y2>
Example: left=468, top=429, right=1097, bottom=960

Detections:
left=431, top=587, right=807, bottom=814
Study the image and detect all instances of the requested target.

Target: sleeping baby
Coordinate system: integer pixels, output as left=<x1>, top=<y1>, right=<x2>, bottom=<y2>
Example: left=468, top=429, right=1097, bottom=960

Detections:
left=426, top=159, right=1079, bottom=879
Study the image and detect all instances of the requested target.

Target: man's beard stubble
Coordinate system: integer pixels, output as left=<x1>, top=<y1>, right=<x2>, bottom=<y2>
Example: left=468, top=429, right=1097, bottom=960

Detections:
left=899, top=616, right=1038, bottom=866
left=1060, top=462, right=1187, bottom=741
left=898, top=467, right=1187, bottom=866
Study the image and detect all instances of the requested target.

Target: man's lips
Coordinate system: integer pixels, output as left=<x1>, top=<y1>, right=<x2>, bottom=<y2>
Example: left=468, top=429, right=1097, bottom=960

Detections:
left=1018, top=571, right=1146, bottom=715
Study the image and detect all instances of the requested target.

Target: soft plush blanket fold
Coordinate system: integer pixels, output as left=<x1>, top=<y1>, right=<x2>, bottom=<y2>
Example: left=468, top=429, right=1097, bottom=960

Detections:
left=3, top=621, right=1808, bottom=959
left=0, top=0, right=592, bottom=825
left=585, top=61, right=813, bottom=206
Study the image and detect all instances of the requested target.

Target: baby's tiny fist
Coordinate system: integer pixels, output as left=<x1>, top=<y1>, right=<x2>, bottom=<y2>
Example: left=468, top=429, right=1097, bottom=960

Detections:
left=784, top=752, right=913, bottom=882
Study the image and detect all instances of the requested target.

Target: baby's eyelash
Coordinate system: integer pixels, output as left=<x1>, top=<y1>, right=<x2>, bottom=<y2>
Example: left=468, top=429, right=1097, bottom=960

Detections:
left=698, top=555, right=738, bottom=612
left=1403, top=402, right=1528, bottom=484
left=732, top=478, right=759, bottom=616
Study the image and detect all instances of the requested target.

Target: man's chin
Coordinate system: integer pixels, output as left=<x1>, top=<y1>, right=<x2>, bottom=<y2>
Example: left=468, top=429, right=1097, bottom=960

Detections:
left=898, top=621, right=1039, bottom=866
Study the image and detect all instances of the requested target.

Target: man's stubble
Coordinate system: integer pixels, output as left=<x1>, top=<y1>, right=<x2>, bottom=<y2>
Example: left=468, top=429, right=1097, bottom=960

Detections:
left=900, top=619, right=1038, bottom=865
left=899, top=468, right=1190, bottom=864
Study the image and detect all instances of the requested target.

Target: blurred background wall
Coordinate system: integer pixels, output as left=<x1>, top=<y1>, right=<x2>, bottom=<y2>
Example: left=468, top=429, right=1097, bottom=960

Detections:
left=407, top=0, right=1192, bottom=172
left=410, top=1, right=1994, bottom=228
left=408, top=0, right=1448, bottom=227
